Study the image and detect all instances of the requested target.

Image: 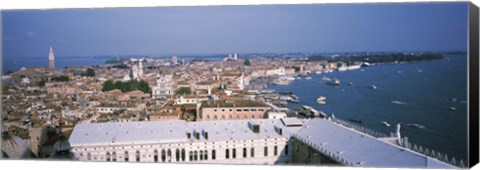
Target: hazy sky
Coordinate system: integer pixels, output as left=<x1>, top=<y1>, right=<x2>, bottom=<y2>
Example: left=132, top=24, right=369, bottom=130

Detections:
left=2, top=2, right=468, bottom=58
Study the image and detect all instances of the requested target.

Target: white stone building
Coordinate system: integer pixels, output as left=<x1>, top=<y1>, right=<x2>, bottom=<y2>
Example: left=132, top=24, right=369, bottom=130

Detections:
left=175, top=96, right=208, bottom=105
left=68, top=118, right=302, bottom=164
left=152, top=74, right=175, bottom=99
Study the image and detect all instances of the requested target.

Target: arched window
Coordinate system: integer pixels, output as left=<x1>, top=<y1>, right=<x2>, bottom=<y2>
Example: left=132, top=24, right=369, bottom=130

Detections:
left=264, top=147, right=268, bottom=157
left=204, top=150, right=208, bottom=160
left=251, top=148, right=254, bottom=157
left=87, top=152, right=91, bottom=160
left=232, top=148, right=236, bottom=159
left=225, top=149, right=230, bottom=159
left=154, top=150, right=158, bottom=162
left=161, top=149, right=166, bottom=162
left=112, top=152, right=117, bottom=162
left=124, top=151, right=129, bottom=162
left=274, top=146, right=278, bottom=156
left=243, top=148, right=247, bottom=158
left=199, top=150, right=203, bottom=161
left=175, top=149, right=180, bottom=162
left=212, top=149, right=216, bottom=160
left=214, top=115, right=217, bottom=120
left=167, top=149, right=172, bottom=162
left=106, top=152, right=111, bottom=161
left=194, top=151, right=198, bottom=161
left=136, top=150, right=140, bottom=162
left=181, top=149, right=186, bottom=161
left=189, top=151, right=193, bottom=161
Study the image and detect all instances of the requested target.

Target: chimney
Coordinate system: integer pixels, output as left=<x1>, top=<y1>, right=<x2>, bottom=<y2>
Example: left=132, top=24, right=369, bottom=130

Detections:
left=274, top=126, right=283, bottom=136
left=195, top=131, right=200, bottom=140
left=248, top=121, right=260, bottom=133
left=203, top=130, right=209, bottom=140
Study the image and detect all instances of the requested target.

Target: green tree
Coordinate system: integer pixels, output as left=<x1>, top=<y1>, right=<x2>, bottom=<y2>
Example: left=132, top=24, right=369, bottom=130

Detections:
left=114, top=81, right=128, bottom=92
left=37, top=79, right=46, bottom=87
left=102, top=80, right=115, bottom=92
left=127, top=80, right=139, bottom=92
left=138, top=80, right=151, bottom=93
left=177, top=87, right=192, bottom=95
left=51, top=75, right=69, bottom=82
left=243, top=59, right=251, bottom=66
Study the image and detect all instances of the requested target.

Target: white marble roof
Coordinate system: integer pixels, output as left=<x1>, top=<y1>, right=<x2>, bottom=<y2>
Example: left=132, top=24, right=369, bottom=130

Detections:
left=295, top=118, right=456, bottom=168
left=69, top=118, right=305, bottom=147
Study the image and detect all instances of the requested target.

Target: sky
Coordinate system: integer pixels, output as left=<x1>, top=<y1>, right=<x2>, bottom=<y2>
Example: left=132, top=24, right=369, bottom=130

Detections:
left=2, top=2, right=469, bottom=58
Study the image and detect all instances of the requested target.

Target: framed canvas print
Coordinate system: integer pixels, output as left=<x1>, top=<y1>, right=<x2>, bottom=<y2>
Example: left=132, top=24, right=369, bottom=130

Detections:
left=1, top=0, right=479, bottom=169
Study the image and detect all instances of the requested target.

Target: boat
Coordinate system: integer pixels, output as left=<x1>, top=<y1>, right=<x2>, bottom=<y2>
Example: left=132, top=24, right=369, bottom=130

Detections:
left=326, top=79, right=341, bottom=86
left=381, top=121, right=391, bottom=127
left=348, top=82, right=353, bottom=86
left=448, top=98, right=458, bottom=102
left=449, top=106, right=456, bottom=111
left=315, top=71, right=322, bottom=74
left=290, top=95, right=299, bottom=100
left=347, top=64, right=362, bottom=70
left=369, top=85, right=377, bottom=90
left=288, top=99, right=300, bottom=103
left=406, top=123, right=426, bottom=129
left=361, top=62, right=371, bottom=67
left=337, top=66, right=348, bottom=72
left=316, top=96, right=327, bottom=104
left=305, top=76, right=312, bottom=80
left=317, top=96, right=326, bottom=101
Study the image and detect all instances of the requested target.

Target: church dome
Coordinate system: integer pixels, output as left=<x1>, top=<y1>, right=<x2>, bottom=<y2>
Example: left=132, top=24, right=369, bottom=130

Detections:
left=1, top=132, right=30, bottom=159
left=49, top=134, right=74, bottom=160
left=53, top=135, right=70, bottom=152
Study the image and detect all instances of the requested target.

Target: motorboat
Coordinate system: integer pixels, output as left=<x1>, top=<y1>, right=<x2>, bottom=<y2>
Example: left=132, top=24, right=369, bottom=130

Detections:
left=316, top=96, right=327, bottom=104
left=381, top=121, right=391, bottom=127
left=369, top=85, right=377, bottom=90
left=326, top=79, right=341, bottom=86
left=407, top=123, right=426, bottom=129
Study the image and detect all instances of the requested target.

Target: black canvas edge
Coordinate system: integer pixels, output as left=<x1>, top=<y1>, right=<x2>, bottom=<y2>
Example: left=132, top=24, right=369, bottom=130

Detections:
left=468, top=1, right=479, bottom=168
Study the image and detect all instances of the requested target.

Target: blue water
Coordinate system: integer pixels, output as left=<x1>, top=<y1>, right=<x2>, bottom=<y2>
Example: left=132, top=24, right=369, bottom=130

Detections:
left=269, top=55, right=468, bottom=161
left=2, top=57, right=110, bottom=72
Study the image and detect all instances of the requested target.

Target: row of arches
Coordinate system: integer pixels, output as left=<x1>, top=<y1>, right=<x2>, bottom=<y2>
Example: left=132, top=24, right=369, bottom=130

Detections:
left=83, top=145, right=287, bottom=162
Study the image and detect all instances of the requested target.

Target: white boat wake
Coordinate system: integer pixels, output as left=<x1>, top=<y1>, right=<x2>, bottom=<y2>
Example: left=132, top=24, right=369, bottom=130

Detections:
left=391, top=100, right=408, bottom=105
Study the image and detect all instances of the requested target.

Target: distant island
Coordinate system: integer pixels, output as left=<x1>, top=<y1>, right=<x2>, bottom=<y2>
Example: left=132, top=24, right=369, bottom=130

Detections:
left=308, top=53, right=444, bottom=65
